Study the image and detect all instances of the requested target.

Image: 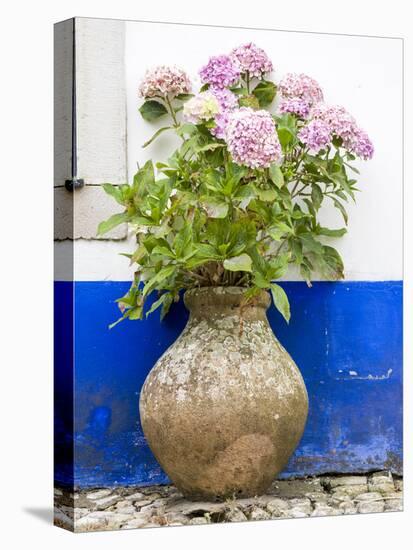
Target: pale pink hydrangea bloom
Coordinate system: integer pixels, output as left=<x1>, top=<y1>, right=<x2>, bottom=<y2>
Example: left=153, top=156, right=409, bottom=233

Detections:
left=278, top=73, right=323, bottom=116
left=225, top=108, right=283, bottom=168
left=138, top=65, right=191, bottom=98
left=183, top=91, right=221, bottom=124
left=230, top=43, right=273, bottom=78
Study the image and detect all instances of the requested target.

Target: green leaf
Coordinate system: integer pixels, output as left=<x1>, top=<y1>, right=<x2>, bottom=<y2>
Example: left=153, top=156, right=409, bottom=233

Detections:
left=152, top=245, right=176, bottom=259
left=290, top=239, right=303, bottom=264
left=300, top=233, right=324, bottom=254
left=193, top=243, right=223, bottom=261
left=175, top=93, right=194, bottom=101
left=133, top=160, right=155, bottom=195
left=269, top=164, right=284, bottom=188
left=102, top=183, right=125, bottom=205
left=139, top=100, right=168, bottom=121
left=223, top=253, right=253, bottom=273
left=315, top=226, right=347, bottom=238
left=311, top=183, right=323, bottom=211
left=160, top=293, right=174, bottom=320
left=252, top=80, right=277, bottom=107
left=333, top=199, right=348, bottom=225
left=239, top=94, right=260, bottom=109
left=142, top=265, right=176, bottom=297
left=322, top=246, right=345, bottom=280
left=230, top=86, right=248, bottom=96
left=176, top=123, right=197, bottom=137
left=202, top=198, right=229, bottom=218
left=277, top=127, right=294, bottom=148
left=129, top=306, right=143, bottom=320
left=97, top=212, right=129, bottom=236
left=142, top=126, right=172, bottom=148
left=195, top=143, right=225, bottom=153
left=145, top=293, right=171, bottom=317
left=270, top=283, right=290, bottom=323
left=256, top=188, right=277, bottom=201
left=130, top=245, right=147, bottom=265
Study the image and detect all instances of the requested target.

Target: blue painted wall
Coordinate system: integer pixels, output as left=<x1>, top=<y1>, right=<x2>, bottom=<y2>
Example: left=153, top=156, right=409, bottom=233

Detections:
left=54, top=280, right=403, bottom=488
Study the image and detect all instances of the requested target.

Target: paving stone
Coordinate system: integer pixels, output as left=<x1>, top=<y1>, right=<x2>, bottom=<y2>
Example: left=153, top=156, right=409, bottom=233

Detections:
left=368, top=482, right=395, bottom=495
left=338, top=500, right=358, bottom=515
left=86, top=489, right=112, bottom=500
left=165, top=512, right=190, bottom=525
left=74, top=507, right=90, bottom=520
left=165, top=500, right=226, bottom=515
left=266, top=497, right=290, bottom=517
left=356, top=492, right=385, bottom=514
left=394, top=479, right=403, bottom=492
left=383, top=493, right=403, bottom=512
left=225, top=508, right=248, bottom=522
left=272, top=479, right=324, bottom=498
left=121, top=518, right=155, bottom=529
left=125, top=492, right=145, bottom=501
left=75, top=514, right=107, bottom=532
left=189, top=517, right=210, bottom=525
left=94, top=495, right=122, bottom=510
left=133, top=499, right=155, bottom=510
left=114, top=503, right=136, bottom=515
left=249, top=507, right=271, bottom=521
left=328, top=475, right=368, bottom=488
left=331, top=484, right=368, bottom=499
left=289, top=498, right=312, bottom=517
left=311, top=503, right=343, bottom=517
left=368, top=473, right=395, bottom=494
left=53, top=474, right=403, bottom=532
left=54, top=508, right=73, bottom=529
left=370, top=471, right=393, bottom=481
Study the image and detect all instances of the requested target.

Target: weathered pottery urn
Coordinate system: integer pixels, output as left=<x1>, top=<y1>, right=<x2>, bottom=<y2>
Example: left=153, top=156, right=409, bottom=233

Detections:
left=139, top=287, right=308, bottom=500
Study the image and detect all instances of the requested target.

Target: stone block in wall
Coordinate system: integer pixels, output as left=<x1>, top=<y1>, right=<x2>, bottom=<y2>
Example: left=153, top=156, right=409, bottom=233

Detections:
left=54, top=186, right=127, bottom=240
left=54, top=18, right=127, bottom=240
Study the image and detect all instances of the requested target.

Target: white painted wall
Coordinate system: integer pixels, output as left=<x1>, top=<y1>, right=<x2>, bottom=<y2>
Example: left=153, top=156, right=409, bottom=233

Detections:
left=68, top=20, right=403, bottom=281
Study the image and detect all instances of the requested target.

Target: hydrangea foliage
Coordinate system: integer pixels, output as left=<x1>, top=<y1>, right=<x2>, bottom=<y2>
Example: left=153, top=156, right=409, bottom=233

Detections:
left=99, top=43, right=374, bottom=326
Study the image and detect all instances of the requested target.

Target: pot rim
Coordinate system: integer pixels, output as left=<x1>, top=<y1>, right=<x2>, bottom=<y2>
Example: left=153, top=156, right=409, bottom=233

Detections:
left=184, top=286, right=270, bottom=311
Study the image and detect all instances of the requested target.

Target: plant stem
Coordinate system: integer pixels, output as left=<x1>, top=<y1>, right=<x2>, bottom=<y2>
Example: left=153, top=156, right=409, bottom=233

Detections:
left=165, top=95, right=179, bottom=127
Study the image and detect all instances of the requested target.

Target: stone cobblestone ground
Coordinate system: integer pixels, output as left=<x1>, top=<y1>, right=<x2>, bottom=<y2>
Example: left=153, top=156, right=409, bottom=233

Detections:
left=54, top=471, right=403, bottom=532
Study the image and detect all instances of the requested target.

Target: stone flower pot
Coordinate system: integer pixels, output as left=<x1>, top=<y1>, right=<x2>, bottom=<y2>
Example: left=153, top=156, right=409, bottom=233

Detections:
left=139, top=287, right=308, bottom=500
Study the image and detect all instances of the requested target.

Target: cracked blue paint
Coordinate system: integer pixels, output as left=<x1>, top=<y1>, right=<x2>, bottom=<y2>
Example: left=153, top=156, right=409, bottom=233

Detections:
left=54, top=280, right=403, bottom=488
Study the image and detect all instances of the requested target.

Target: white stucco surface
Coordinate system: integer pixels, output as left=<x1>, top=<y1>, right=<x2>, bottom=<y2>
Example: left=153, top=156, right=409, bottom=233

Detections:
left=57, top=19, right=403, bottom=281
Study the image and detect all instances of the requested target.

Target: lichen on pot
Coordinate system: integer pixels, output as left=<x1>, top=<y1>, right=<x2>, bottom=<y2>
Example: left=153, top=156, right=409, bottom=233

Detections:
left=140, top=287, right=308, bottom=500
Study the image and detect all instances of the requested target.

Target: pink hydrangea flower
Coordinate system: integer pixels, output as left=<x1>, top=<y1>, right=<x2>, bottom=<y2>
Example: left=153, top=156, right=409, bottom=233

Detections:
left=209, top=87, right=239, bottom=139
left=138, top=65, right=191, bottom=98
left=230, top=43, right=273, bottom=78
left=311, top=104, right=374, bottom=159
left=225, top=108, right=283, bottom=168
left=199, top=55, right=241, bottom=89
left=210, top=87, right=239, bottom=111
left=311, top=104, right=356, bottom=143
left=348, top=128, right=374, bottom=160
left=279, top=73, right=323, bottom=107
left=298, top=119, right=332, bottom=153
left=279, top=97, right=311, bottom=118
